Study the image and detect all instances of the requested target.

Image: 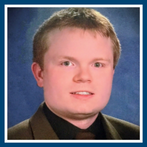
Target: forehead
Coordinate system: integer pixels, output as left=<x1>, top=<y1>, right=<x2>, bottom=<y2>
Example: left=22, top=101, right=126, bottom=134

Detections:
left=48, top=27, right=110, bottom=42
left=45, top=27, right=113, bottom=60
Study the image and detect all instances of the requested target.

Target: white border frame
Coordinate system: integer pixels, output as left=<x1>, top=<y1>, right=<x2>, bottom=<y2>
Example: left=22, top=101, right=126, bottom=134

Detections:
left=5, top=4, right=143, bottom=143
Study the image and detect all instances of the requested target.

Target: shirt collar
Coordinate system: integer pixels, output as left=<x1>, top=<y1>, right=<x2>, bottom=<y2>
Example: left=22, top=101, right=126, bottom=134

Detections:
left=43, top=103, right=106, bottom=139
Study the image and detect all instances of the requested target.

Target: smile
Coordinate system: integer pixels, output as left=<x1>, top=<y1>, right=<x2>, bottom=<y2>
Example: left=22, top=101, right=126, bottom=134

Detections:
left=70, top=91, right=94, bottom=95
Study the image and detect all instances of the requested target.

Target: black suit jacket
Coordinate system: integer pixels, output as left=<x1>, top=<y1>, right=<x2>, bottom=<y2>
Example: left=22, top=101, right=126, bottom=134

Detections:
left=8, top=102, right=139, bottom=140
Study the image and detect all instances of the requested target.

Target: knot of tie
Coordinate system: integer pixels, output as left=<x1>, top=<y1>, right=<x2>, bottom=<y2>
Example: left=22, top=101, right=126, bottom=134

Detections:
left=75, top=130, right=95, bottom=140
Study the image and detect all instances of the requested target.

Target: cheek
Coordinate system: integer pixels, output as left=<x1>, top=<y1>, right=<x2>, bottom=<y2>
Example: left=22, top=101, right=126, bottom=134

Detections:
left=103, top=72, right=114, bottom=85
left=43, top=71, right=64, bottom=105
left=98, top=69, right=114, bottom=81
left=92, top=72, right=114, bottom=111
left=103, top=73, right=113, bottom=89
left=94, top=70, right=114, bottom=96
left=43, top=69, right=71, bottom=92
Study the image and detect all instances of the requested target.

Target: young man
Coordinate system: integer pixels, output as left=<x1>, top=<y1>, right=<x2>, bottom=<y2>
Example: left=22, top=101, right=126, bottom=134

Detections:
left=8, top=8, right=139, bottom=140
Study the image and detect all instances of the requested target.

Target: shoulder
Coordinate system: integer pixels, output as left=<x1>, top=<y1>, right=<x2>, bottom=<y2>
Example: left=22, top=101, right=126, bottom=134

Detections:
left=103, top=114, right=140, bottom=139
left=8, top=119, right=33, bottom=140
left=8, top=102, right=58, bottom=140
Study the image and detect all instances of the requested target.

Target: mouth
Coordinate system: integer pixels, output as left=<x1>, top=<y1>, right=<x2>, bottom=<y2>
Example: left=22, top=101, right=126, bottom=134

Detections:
left=70, top=91, right=94, bottom=95
left=70, top=91, right=94, bottom=99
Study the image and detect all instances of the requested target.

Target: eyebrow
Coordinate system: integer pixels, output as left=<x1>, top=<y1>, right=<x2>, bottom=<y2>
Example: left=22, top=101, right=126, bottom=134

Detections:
left=58, top=56, right=78, bottom=62
left=91, top=58, right=111, bottom=63
left=57, top=56, right=111, bottom=63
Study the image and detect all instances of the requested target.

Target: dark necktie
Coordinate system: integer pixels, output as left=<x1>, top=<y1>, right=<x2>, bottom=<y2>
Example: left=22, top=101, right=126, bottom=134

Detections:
left=75, top=130, right=95, bottom=139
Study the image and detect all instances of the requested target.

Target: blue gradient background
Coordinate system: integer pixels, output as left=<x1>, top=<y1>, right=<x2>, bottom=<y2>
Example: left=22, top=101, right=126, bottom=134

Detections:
left=8, top=7, right=140, bottom=128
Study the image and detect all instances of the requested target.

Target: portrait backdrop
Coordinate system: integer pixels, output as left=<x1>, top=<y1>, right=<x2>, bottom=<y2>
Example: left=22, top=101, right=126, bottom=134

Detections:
left=7, top=7, right=140, bottom=128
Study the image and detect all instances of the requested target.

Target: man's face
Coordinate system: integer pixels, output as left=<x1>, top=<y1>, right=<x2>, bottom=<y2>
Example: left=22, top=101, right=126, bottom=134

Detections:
left=39, top=28, right=114, bottom=120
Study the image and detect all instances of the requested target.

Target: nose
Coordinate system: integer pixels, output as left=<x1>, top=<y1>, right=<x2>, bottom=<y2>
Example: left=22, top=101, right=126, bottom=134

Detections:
left=73, top=66, right=92, bottom=83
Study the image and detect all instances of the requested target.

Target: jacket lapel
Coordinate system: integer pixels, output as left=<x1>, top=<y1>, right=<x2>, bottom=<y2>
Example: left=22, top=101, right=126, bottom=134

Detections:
left=100, top=113, right=122, bottom=139
left=29, top=102, right=59, bottom=139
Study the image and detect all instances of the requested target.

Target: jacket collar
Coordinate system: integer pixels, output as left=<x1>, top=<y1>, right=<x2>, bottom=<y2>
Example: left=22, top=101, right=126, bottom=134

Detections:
left=30, top=102, right=59, bottom=139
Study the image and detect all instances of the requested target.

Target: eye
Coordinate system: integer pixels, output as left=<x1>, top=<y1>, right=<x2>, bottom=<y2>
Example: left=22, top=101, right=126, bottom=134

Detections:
left=94, top=62, right=102, bottom=68
left=61, top=61, right=74, bottom=66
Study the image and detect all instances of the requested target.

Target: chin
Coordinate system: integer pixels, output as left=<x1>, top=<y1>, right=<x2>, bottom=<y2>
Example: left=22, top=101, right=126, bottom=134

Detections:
left=71, top=108, right=99, bottom=117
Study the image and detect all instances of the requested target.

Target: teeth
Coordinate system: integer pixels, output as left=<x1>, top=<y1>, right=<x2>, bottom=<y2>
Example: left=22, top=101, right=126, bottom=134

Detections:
left=73, top=92, right=92, bottom=95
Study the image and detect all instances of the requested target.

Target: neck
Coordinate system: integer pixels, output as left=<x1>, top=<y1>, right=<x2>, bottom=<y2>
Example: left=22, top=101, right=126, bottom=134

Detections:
left=64, top=114, right=99, bottom=129
left=45, top=103, right=99, bottom=129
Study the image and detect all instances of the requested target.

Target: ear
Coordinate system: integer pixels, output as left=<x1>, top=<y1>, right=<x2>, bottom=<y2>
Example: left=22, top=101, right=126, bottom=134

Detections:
left=31, top=62, right=44, bottom=87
